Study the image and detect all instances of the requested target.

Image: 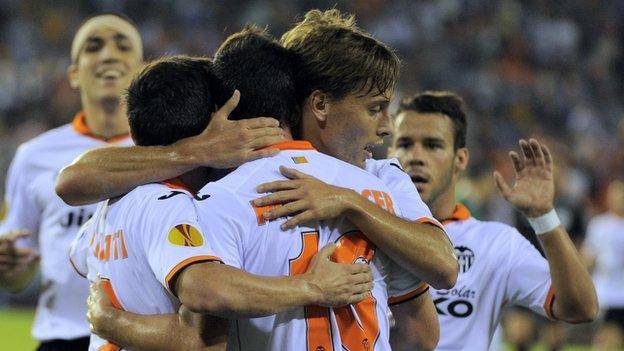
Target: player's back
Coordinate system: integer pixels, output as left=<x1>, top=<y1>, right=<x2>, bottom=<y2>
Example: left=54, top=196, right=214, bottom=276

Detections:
left=195, top=141, right=417, bottom=351
left=71, top=182, right=217, bottom=351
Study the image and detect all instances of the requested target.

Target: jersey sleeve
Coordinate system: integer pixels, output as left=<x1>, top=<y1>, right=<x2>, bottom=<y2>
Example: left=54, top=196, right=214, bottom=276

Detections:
left=582, top=217, right=601, bottom=256
left=373, top=158, right=443, bottom=228
left=193, top=187, right=249, bottom=270
left=503, top=229, right=554, bottom=319
left=140, top=191, right=223, bottom=295
left=381, top=251, right=429, bottom=306
left=0, top=145, right=41, bottom=243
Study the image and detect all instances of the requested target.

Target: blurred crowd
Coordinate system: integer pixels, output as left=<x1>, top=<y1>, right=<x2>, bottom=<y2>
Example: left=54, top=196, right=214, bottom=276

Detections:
left=1, top=0, right=623, bottom=349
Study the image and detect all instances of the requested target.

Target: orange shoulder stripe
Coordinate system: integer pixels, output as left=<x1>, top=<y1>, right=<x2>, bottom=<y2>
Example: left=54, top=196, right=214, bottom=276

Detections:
left=165, top=255, right=223, bottom=295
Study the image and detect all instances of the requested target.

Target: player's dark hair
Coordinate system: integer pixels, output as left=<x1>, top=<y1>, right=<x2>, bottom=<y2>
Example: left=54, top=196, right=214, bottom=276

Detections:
left=281, top=9, right=400, bottom=101
left=126, top=55, right=216, bottom=146
left=213, top=26, right=300, bottom=129
left=397, top=91, right=467, bottom=150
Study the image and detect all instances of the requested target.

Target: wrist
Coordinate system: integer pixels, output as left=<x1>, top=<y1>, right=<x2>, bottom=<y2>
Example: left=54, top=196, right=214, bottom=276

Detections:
left=298, top=273, right=323, bottom=305
left=343, top=190, right=367, bottom=218
left=526, top=208, right=561, bottom=235
left=172, top=137, right=204, bottom=168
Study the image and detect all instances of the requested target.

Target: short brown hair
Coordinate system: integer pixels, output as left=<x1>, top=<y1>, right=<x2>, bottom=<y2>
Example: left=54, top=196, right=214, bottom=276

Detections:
left=397, top=91, right=468, bottom=150
left=281, top=9, right=400, bottom=101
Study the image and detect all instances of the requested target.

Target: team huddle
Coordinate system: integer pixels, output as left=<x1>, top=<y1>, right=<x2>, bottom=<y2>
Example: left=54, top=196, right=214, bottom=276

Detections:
left=0, top=9, right=598, bottom=351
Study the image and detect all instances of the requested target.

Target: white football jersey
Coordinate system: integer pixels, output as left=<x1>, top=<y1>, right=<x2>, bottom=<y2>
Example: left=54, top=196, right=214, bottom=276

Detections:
left=69, top=181, right=222, bottom=351
left=0, top=112, right=132, bottom=341
left=584, top=212, right=624, bottom=308
left=195, top=142, right=432, bottom=351
left=428, top=205, right=554, bottom=351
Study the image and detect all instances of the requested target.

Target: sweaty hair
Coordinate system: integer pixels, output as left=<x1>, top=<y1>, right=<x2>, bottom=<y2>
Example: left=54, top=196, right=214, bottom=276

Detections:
left=397, top=91, right=468, bottom=150
left=281, top=9, right=400, bottom=101
left=213, top=26, right=300, bottom=129
left=126, top=55, right=216, bottom=146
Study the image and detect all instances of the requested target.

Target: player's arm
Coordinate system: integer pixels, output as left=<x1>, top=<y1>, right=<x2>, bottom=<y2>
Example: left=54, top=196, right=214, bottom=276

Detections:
left=494, top=138, right=598, bottom=323
left=0, top=147, right=40, bottom=292
left=389, top=293, right=440, bottom=351
left=175, top=244, right=372, bottom=317
left=55, top=91, right=285, bottom=206
left=87, top=280, right=226, bottom=351
left=254, top=166, right=458, bottom=289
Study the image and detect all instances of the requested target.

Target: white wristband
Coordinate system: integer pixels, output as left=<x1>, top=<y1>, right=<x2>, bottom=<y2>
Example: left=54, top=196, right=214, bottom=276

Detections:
left=527, top=209, right=561, bottom=235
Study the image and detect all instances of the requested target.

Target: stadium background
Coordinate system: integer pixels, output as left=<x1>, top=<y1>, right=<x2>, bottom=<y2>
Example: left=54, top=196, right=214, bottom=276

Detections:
left=0, top=0, right=622, bottom=349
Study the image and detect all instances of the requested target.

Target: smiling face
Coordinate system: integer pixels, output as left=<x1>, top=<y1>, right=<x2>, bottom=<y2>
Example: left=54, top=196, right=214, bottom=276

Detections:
left=310, top=89, right=393, bottom=169
left=68, top=15, right=143, bottom=106
left=390, top=111, right=468, bottom=207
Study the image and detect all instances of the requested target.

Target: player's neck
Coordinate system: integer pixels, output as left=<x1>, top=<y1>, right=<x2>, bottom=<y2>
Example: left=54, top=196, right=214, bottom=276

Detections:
left=299, top=112, right=326, bottom=154
left=81, top=99, right=129, bottom=140
left=178, top=168, right=211, bottom=194
left=428, top=187, right=457, bottom=221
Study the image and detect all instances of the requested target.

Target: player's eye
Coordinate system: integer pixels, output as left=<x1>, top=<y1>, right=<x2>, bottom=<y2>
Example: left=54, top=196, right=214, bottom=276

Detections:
left=425, top=141, right=442, bottom=150
left=116, top=39, right=132, bottom=52
left=84, top=39, right=104, bottom=53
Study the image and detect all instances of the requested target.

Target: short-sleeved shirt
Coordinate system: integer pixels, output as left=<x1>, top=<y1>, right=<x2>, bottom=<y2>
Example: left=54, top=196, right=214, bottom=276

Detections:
left=584, top=212, right=624, bottom=308
left=427, top=204, right=554, bottom=351
left=69, top=181, right=221, bottom=351
left=194, top=142, right=431, bottom=351
left=0, top=112, right=132, bottom=341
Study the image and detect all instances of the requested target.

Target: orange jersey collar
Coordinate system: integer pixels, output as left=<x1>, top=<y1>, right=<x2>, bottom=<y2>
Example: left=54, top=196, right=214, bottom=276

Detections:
left=72, top=111, right=130, bottom=144
left=441, top=203, right=471, bottom=225
left=162, top=177, right=196, bottom=194
left=263, top=140, right=315, bottom=151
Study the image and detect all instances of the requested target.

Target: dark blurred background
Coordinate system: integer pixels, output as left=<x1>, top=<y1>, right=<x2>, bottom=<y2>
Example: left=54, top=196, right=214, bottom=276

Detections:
left=1, top=1, right=623, bottom=349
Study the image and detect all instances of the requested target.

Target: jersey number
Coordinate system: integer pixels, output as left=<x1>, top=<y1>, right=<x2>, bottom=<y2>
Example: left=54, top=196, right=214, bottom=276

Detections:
left=290, top=231, right=379, bottom=351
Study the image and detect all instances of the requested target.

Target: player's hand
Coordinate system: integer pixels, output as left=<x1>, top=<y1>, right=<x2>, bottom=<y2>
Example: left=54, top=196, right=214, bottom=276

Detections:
left=254, top=166, right=357, bottom=230
left=87, top=278, right=116, bottom=339
left=0, top=230, right=37, bottom=274
left=176, top=90, right=286, bottom=169
left=493, top=138, right=555, bottom=218
left=304, top=243, right=373, bottom=307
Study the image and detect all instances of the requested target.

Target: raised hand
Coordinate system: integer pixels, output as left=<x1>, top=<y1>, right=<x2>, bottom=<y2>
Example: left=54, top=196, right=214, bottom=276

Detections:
left=304, top=243, right=373, bottom=307
left=177, top=90, right=287, bottom=169
left=254, top=166, right=357, bottom=230
left=0, top=230, right=37, bottom=274
left=493, top=138, right=555, bottom=218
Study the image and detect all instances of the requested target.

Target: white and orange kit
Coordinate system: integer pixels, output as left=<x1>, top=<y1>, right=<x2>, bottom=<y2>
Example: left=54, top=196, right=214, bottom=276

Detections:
left=0, top=112, right=132, bottom=342
left=194, top=141, right=441, bottom=351
left=70, top=181, right=222, bottom=351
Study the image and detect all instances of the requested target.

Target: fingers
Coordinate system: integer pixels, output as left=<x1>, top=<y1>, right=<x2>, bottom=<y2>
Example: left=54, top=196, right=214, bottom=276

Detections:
left=279, top=166, right=313, bottom=180
left=317, top=243, right=337, bottom=260
left=263, top=201, right=307, bottom=220
left=529, top=138, right=546, bottom=167
left=347, top=291, right=371, bottom=304
left=244, top=148, right=280, bottom=163
left=212, top=90, right=240, bottom=121
left=519, top=139, right=535, bottom=166
left=508, top=151, right=524, bottom=173
left=541, top=143, right=553, bottom=170
left=256, top=180, right=300, bottom=193
left=281, top=211, right=316, bottom=230
left=254, top=190, right=300, bottom=207
left=4, top=230, right=31, bottom=241
left=344, top=263, right=371, bottom=275
left=493, top=171, right=512, bottom=200
left=243, top=117, right=280, bottom=129
left=247, top=135, right=286, bottom=150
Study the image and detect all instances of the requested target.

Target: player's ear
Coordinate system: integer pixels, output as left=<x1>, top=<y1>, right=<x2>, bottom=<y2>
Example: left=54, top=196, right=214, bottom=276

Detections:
left=67, top=64, right=80, bottom=89
left=307, top=90, right=329, bottom=123
left=454, top=147, right=469, bottom=173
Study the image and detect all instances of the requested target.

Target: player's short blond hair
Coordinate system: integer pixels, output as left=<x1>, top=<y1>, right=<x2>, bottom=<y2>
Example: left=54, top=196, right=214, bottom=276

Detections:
left=281, top=9, right=399, bottom=100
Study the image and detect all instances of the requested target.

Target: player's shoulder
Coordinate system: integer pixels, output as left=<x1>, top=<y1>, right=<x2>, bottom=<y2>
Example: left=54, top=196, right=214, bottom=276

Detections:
left=121, top=183, right=197, bottom=213
left=365, top=157, right=406, bottom=177
left=13, top=124, right=75, bottom=161
left=458, top=217, right=524, bottom=242
left=588, top=212, right=618, bottom=226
